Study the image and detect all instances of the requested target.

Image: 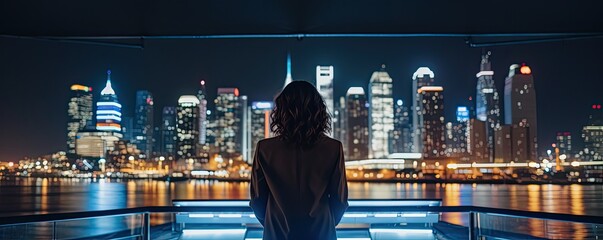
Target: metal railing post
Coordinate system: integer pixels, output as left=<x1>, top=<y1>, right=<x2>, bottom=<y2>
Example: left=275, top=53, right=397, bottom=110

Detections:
left=142, top=212, right=151, bottom=240
left=469, top=211, right=476, bottom=240
left=52, top=221, right=57, bottom=240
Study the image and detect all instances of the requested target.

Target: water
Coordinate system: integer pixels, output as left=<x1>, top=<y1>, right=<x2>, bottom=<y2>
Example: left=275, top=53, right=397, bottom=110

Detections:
left=0, top=178, right=602, bottom=238
left=1, top=178, right=601, bottom=216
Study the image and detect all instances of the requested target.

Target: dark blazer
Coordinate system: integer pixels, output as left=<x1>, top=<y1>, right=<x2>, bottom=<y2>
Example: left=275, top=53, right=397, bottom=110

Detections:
left=250, top=136, right=349, bottom=240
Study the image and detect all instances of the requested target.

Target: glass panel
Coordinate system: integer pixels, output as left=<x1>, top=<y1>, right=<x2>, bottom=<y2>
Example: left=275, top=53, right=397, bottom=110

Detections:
left=477, top=213, right=603, bottom=239
left=54, top=214, right=143, bottom=239
left=0, top=222, right=53, bottom=240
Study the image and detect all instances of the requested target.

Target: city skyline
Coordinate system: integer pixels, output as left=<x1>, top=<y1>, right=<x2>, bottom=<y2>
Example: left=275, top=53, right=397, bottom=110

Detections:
left=1, top=38, right=603, bottom=160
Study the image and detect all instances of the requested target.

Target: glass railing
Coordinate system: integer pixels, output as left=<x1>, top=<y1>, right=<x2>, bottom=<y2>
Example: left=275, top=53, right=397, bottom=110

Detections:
left=0, top=200, right=601, bottom=239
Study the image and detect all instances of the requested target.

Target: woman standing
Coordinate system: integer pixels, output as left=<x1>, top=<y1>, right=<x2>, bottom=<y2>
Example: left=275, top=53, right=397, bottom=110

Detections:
left=250, top=80, right=348, bottom=240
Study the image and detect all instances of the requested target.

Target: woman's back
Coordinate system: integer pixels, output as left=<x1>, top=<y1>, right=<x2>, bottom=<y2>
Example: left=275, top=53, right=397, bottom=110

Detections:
left=250, top=80, right=348, bottom=240
left=250, top=136, right=348, bottom=240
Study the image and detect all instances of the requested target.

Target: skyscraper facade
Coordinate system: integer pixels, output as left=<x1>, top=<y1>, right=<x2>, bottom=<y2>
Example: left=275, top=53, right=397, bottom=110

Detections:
left=346, top=87, right=369, bottom=160
left=582, top=104, right=603, bottom=161
left=368, top=66, right=394, bottom=158
left=96, top=70, right=122, bottom=133
left=494, top=125, right=512, bottom=163
left=249, top=101, right=273, bottom=163
left=412, top=67, right=435, bottom=153
left=197, top=80, right=208, bottom=145
left=176, top=95, right=200, bottom=160
left=134, top=90, right=154, bottom=156
left=283, top=53, right=293, bottom=89
left=476, top=51, right=501, bottom=162
left=333, top=96, right=347, bottom=146
left=67, top=84, right=93, bottom=154
left=316, top=65, right=334, bottom=135
left=468, top=119, right=488, bottom=162
left=390, top=99, right=411, bottom=153
left=418, top=86, right=445, bottom=158
left=215, top=88, right=243, bottom=158
left=504, top=64, right=538, bottom=161
left=161, top=106, right=177, bottom=158
left=556, top=132, right=572, bottom=156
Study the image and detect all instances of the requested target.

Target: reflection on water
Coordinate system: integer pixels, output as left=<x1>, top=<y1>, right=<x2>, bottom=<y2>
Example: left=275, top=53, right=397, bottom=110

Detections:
left=0, top=178, right=601, bottom=232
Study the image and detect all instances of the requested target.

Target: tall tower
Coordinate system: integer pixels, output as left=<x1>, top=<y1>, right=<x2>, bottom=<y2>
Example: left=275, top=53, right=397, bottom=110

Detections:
left=215, top=88, right=243, bottom=158
left=418, top=86, right=445, bottom=159
left=368, top=65, right=394, bottom=158
left=134, top=90, right=154, bottom=157
left=176, top=95, right=200, bottom=160
left=412, top=67, right=435, bottom=154
left=504, top=63, right=538, bottom=161
left=249, top=101, right=273, bottom=163
left=96, top=70, right=122, bottom=133
left=476, top=51, right=501, bottom=162
left=197, top=80, right=208, bottom=145
left=283, top=53, right=293, bottom=89
left=161, top=106, right=177, bottom=158
left=346, top=87, right=369, bottom=160
left=67, top=84, right=94, bottom=154
left=582, top=104, right=603, bottom=161
left=316, top=65, right=334, bottom=135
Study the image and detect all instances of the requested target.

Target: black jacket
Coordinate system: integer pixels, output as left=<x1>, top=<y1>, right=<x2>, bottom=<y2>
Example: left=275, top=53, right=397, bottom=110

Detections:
left=250, top=137, right=349, bottom=240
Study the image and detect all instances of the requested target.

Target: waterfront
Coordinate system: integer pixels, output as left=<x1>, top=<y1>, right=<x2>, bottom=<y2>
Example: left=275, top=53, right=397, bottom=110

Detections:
left=0, top=178, right=601, bottom=218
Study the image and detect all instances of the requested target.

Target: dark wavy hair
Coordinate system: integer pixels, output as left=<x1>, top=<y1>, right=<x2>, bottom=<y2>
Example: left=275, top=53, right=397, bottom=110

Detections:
left=271, top=81, right=331, bottom=146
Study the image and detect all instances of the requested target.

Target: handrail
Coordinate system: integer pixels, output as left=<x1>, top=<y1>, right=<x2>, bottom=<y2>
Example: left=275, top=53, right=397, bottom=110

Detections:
left=0, top=205, right=602, bottom=227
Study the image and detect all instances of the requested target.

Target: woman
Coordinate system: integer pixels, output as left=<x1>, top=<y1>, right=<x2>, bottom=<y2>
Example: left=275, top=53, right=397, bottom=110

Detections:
left=250, top=80, right=348, bottom=240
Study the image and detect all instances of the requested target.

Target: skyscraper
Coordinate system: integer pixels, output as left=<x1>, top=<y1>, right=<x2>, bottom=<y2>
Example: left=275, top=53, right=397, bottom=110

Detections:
left=468, top=119, right=488, bottom=162
left=316, top=65, right=334, bottom=135
left=161, top=106, right=177, bottom=158
left=215, top=88, right=244, bottom=159
left=556, top=132, right=572, bottom=156
left=368, top=65, right=394, bottom=158
left=283, top=53, right=293, bottom=89
left=412, top=67, right=435, bottom=153
left=249, top=101, right=273, bottom=163
left=96, top=70, right=122, bottom=133
left=476, top=51, right=501, bottom=162
left=390, top=99, right=411, bottom=153
left=67, top=84, right=93, bottom=155
left=494, top=125, right=512, bottom=163
left=446, top=106, right=470, bottom=158
left=504, top=64, right=538, bottom=161
left=239, top=95, right=249, bottom=161
left=134, top=90, right=154, bottom=157
left=197, top=80, right=208, bottom=145
left=582, top=104, right=603, bottom=161
left=333, top=96, right=347, bottom=145
left=176, top=95, right=200, bottom=161
left=346, top=87, right=369, bottom=160
left=418, top=86, right=445, bottom=159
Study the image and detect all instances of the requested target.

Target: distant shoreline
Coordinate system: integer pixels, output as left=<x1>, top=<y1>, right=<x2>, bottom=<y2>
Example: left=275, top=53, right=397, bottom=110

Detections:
left=1, top=175, right=601, bottom=185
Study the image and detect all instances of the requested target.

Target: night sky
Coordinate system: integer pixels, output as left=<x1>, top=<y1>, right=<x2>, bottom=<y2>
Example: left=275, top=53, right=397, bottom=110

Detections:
left=1, top=37, right=602, bottom=161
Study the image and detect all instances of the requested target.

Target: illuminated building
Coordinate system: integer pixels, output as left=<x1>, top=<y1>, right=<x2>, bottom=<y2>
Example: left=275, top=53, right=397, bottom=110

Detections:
left=176, top=95, right=200, bottom=161
left=283, top=53, right=293, bottom=89
left=249, top=101, right=273, bottom=163
left=390, top=99, right=412, bottom=153
left=445, top=106, right=470, bottom=158
left=161, top=106, right=177, bottom=157
left=134, top=90, right=154, bottom=157
left=412, top=67, right=435, bottom=153
left=75, top=131, right=121, bottom=158
left=468, top=119, right=487, bottom=162
left=333, top=97, right=347, bottom=146
left=346, top=87, right=369, bottom=160
left=418, top=86, right=445, bottom=158
left=556, top=132, right=572, bottom=156
left=494, top=125, right=512, bottom=163
left=316, top=65, right=334, bottom=135
left=476, top=52, right=501, bottom=162
left=240, top=95, right=249, bottom=161
left=504, top=63, right=538, bottom=161
left=197, top=80, right=208, bottom=145
left=581, top=104, right=603, bottom=161
left=121, top=116, right=134, bottom=141
left=67, top=84, right=93, bottom=155
left=368, top=65, right=394, bottom=158
left=215, top=88, right=245, bottom=159
left=96, top=70, right=122, bottom=133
